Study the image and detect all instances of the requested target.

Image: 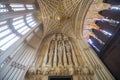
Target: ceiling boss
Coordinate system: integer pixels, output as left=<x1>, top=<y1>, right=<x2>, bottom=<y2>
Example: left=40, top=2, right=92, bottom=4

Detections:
left=49, top=4, right=70, bottom=29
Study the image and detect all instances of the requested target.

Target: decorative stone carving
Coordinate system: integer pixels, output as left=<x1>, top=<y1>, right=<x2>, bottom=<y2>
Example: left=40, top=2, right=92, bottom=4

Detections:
left=37, top=67, right=43, bottom=75
left=68, top=66, right=74, bottom=75
left=25, top=34, right=114, bottom=80
left=63, top=67, right=68, bottom=75
left=46, top=40, right=55, bottom=67
left=53, top=40, right=57, bottom=67
left=81, top=66, right=90, bottom=75
left=50, top=40, right=55, bottom=50
left=65, top=40, right=71, bottom=53
left=63, top=47, right=68, bottom=67
left=42, top=66, right=50, bottom=75
left=49, top=67, right=55, bottom=75
left=57, top=40, right=63, bottom=68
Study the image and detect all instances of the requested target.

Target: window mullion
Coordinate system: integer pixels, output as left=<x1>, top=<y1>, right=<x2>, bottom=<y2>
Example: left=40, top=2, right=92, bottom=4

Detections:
left=8, top=18, right=22, bottom=37
left=24, top=16, right=31, bottom=28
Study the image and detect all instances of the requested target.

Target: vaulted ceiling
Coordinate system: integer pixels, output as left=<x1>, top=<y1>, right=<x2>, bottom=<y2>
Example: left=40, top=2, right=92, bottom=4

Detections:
left=37, top=0, right=93, bottom=38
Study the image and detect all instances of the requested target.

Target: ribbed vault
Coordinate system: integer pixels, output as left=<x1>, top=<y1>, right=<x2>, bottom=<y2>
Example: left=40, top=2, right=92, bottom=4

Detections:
left=37, top=0, right=93, bottom=38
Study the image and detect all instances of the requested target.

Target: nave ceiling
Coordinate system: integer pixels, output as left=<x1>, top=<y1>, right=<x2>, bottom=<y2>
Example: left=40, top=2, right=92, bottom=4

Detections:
left=37, top=0, right=93, bottom=38
left=6, top=0, right=106, bottom=39
left=1, top=0, right=108, bottom=39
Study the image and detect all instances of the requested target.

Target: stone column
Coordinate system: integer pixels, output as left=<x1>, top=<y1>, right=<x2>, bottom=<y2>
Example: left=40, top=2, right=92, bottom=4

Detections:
left=67, top=53, right=73, bottom=66
left=69, top=42, right=78, bottom=67
left=53, top=40, right=58, bottom=67
left=65, top=40, right=73, bottom=66
left=57, top=40, right=63, bottom=68
left=46, top=40, right=55, bottom=67
left=62, top=41, right=68, bottom=67
left=47, top=50, right=53, bottom=67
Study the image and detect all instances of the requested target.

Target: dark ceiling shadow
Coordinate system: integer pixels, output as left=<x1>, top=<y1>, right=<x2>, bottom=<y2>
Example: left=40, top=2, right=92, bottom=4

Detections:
left=103, top=0, right=120, bottom=5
